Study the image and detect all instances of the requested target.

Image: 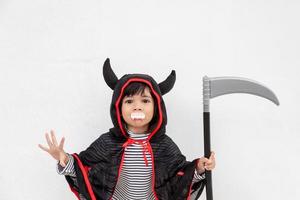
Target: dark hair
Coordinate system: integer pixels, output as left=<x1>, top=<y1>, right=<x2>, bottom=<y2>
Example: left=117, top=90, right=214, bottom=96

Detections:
left=120, top=82, right=158, bottom=129
left=123, top=82, right=150, bottom=97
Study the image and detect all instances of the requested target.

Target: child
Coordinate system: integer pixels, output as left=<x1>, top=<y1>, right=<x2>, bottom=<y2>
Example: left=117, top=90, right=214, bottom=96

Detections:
left=39, top=58, right=216, bottom=200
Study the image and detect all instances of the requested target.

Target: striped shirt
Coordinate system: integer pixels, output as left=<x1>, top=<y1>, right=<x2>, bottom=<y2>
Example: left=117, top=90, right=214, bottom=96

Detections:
left=112, top=130, right=155, bottom=200
left=57, top=131, right=205, bottom=200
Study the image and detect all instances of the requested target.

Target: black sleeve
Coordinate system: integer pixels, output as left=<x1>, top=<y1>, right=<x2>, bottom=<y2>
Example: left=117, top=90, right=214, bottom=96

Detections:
left=156, top=135, right=205, bottom=200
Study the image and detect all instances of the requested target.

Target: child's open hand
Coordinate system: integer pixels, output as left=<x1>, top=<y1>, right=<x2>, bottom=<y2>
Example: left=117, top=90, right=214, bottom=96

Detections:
left=196, top=151, right=216, bottom=174
left=38, top=130, right=68, bottom=167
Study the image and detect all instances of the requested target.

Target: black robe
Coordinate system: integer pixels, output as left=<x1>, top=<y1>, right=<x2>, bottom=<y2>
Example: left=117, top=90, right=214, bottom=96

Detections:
left=64, top=60, right=205, bottom=200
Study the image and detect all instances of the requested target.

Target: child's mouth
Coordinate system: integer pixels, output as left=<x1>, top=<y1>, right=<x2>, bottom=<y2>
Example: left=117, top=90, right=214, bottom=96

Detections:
left=131, top=112, right=145, bottom=120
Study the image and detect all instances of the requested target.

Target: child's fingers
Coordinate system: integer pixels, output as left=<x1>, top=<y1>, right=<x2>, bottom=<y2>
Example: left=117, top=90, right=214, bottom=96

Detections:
left=205, top=161, right=215, bottom=167
left=50, top=130, right=58, bottom=146
left=198, top=158, right=209, bottom=167
left=206, top=160, right=213, bottom=165
left=59, top=137, right=65, bottom=149
left=200, top=157, right=209, bottom=163
left=205, top=166, right=213, bottom=170
left=199, top=153, right=216, bottom=171
left=204, top=161, right=214, bottom=169
left=201, top=158, right=213, bottom=165
left=205, top=164, right=215, bottom=170
left=38, top=144, right=49, bottom=152
left=205, top=160, right=216, bottom=169
left=45, top=133, right=53, bottom=147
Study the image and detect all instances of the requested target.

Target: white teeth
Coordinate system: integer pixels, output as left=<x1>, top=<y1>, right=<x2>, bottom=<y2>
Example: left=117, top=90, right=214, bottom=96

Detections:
left=131, top=112, right=145, bottom=120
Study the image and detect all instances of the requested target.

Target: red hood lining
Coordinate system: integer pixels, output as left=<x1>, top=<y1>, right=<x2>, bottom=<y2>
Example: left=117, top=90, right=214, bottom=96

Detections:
left=115, top=78, right=163, bottom=139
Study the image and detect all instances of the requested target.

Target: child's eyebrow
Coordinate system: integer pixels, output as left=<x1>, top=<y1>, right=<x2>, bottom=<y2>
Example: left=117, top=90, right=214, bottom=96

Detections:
left=141, top=94, right=152, bottom=98
left=123, top=94, right=152, bottom=99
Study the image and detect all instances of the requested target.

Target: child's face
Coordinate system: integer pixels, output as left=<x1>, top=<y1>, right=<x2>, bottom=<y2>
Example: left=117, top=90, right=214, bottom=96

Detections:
left=121, top=86, right=154, bottom=133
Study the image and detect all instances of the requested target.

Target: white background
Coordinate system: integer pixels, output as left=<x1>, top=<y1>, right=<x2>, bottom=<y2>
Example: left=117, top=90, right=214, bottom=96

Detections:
left=0, top=0, right=299, bottom=199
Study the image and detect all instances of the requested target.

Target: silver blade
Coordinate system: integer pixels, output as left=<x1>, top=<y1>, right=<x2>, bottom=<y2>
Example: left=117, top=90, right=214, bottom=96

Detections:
left=208, top=76, right=280, bottom=105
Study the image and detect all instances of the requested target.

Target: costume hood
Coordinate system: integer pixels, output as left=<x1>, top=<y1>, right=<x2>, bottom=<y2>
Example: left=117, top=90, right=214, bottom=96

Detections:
left=63, top=58, right=205, bottom=200
left=103, top=58, right=176, bottom=140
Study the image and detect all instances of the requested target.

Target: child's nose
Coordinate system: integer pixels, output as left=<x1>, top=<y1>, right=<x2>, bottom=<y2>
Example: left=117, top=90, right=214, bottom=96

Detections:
left=133, top=103, right=142, bottom=110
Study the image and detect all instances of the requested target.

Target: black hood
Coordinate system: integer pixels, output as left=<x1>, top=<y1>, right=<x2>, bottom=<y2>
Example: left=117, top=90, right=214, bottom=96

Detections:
left=102, top=58, right=176, bottom=141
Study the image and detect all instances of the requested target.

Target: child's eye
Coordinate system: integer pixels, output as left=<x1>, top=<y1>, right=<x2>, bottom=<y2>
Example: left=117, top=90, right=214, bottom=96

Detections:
left=125, top=99, right=133, bottom=104
left=143, top=99, right=150, bottom=103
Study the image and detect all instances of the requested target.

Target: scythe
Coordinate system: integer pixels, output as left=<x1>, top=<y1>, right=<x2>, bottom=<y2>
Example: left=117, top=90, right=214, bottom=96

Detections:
left=202, top=76, right=280, bottom=200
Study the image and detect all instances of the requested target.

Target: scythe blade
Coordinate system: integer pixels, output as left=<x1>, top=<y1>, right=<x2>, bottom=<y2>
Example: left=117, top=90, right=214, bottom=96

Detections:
left=208, top=76, right=280, bottom=105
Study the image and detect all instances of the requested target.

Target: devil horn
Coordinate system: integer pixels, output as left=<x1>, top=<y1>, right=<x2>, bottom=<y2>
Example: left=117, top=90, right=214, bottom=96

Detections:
left=158, top=70, right=176, bottom=95
left=103, top=58, right=118, bottom=90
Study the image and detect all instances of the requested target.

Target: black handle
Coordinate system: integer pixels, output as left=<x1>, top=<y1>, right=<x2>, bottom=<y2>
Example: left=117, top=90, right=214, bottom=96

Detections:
left=203, top=112, right=213, bottom=200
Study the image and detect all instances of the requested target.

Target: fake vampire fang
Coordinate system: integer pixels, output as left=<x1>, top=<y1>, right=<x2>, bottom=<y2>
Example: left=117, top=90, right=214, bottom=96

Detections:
left=131, top=112, right=145, bottom=120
